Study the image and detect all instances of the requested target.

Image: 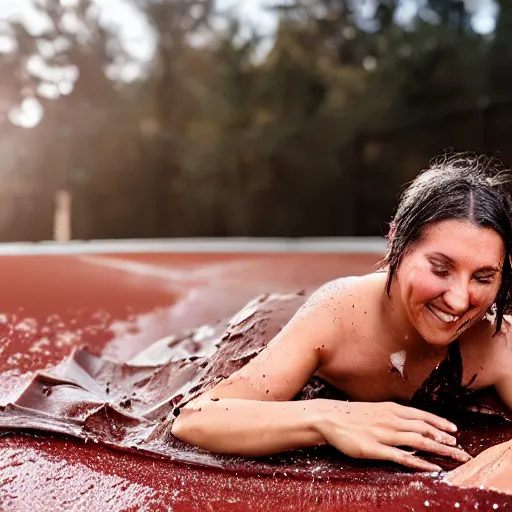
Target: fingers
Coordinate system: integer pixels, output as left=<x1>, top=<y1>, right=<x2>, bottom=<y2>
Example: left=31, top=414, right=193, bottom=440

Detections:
left=387, top=432, right=471, bottom=463
left=392, top=403, right=457, bottom=433
left=395, top=419, right=457, bottom=447
left=372, top=445, right=443, bottom=473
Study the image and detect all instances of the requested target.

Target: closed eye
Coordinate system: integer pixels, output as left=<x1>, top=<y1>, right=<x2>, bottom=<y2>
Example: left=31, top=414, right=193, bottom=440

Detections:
left=474, top=274, right=496, bottom=284
left=432, top=267, right=450, bottom=277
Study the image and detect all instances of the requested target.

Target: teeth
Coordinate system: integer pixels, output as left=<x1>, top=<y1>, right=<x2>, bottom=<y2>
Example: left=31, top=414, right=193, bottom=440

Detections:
left=428, top=305, right=459, bottom=323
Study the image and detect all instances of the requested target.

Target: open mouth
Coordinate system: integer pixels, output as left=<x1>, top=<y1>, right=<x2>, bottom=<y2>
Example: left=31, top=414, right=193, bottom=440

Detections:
left=426, top=304, right=474, bottom=336
left=427, top=303, right=460, bottom=324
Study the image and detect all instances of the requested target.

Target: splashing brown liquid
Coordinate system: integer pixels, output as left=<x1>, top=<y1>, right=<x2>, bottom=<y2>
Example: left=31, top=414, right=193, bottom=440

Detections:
left=1, top=292, right=512, bottom=507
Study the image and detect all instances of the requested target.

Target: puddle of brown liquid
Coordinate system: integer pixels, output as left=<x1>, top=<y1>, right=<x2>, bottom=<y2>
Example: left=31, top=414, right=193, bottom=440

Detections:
left=1, top=252, right=511, bottom=510
left=1, top=291, right=512, bottom=510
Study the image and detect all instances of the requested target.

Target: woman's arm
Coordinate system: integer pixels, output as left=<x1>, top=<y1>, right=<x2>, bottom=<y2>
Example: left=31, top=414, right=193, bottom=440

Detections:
left=172, top=280, right=470, bottom=470
left=172, top=398, right=325, bottom=456
left=172, top=395, right=468, bottom=471
left=172, top=281, right=338, bottom=450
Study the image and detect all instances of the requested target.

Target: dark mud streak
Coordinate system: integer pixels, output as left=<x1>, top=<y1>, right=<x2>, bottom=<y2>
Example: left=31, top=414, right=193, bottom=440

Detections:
left=0, top=292, right=511, bottom=504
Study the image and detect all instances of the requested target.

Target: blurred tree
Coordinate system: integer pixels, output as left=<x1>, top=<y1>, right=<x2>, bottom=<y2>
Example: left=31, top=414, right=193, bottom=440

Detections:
left=131, top=0, right=214, bottom=235
left=427, top=0, right=470, bottom=31
left=11, top=0, right=126, bottom=110
left=172, top=0, right=495, bottom=235
left=488, top=0, right=512, bottom=99
left=0, top=0, right=506, bottom=240
left=0, top=22, right=38, bottom=107
left=1, top=0, right=155, bottom=238
left=360, top=1, right=488, bottom=120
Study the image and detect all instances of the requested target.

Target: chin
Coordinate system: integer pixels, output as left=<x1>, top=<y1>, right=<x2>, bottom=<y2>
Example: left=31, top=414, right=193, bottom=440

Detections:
left=421, top=333, right=456, bottom=347
left=419, top=307, right=487, bottom=346
left=415, top=314, right=459, bottom=346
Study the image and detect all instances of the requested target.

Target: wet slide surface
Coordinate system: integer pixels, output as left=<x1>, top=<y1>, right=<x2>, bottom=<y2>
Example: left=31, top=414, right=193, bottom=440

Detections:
left=0, top=251, right=511, bottom=511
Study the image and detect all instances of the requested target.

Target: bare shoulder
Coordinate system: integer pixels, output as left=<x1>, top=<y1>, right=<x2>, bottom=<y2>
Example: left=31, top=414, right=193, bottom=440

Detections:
left=294, top=273, right=380, bottom=323
left=296, top=276, right=356, bottom=313
left=287, top=273, right=384, bottom=356
left=189, top=275, right=378, bottom=404
left=460, top=316, right=512, bottom=390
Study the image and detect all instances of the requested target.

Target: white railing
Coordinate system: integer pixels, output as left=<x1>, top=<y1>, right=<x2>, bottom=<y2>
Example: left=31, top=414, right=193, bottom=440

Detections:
left=0, top=237, right=387, bottom=255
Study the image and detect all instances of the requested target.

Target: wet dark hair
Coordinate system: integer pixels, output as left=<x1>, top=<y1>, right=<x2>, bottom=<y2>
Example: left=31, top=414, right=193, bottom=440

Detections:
left=383, top=151, right=512, bottom=333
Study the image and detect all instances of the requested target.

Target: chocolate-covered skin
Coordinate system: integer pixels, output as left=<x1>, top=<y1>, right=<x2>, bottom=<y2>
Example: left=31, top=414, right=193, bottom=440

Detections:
left=1, top=291, right=512, bottom=509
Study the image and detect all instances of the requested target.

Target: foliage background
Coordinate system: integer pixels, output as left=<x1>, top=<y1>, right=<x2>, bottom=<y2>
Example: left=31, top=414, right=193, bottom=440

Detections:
left=0, top=0, right=509, bottom=240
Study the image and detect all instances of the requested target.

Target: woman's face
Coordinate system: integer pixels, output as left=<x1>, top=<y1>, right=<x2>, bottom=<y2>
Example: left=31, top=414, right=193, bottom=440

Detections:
left=395, top=219, right=505, bottom=346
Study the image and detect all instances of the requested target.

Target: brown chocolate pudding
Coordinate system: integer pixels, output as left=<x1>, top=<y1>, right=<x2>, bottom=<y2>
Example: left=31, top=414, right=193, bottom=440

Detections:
left=1, top=291, right=512, bottom=508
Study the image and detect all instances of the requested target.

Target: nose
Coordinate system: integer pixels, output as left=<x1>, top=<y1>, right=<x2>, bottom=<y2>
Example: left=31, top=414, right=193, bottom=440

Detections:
left=443, top=278, right=470, bottom=315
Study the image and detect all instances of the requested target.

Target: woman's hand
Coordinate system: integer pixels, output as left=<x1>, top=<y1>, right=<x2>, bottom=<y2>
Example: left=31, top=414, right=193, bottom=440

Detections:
left=314, top=400, right=471, bottom=472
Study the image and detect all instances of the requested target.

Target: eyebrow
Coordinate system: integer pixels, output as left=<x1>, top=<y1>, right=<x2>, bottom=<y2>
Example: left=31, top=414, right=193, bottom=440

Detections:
left=427, top=252, right=502, bottom=273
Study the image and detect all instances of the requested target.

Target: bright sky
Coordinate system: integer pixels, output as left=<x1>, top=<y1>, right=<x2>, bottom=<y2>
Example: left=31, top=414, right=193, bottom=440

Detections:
left=0, top=0, right=499, bottom=128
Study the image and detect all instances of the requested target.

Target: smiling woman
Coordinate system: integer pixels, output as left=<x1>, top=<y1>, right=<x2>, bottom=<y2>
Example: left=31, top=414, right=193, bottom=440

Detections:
left=172, top=151, right=512, bottom=473
left=384, top=152, right=512, bottom=334
left=391, top=220, right=505, bottom=346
